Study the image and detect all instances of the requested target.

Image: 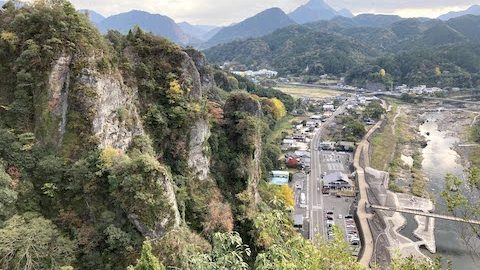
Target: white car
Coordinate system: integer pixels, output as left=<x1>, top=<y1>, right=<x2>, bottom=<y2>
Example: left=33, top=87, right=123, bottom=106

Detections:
left=338, top=214, right=343, bottom=219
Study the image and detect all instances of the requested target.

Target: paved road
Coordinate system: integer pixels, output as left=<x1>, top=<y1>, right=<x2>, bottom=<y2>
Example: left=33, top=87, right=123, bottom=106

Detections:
left=308, top=97, right=355, bottom=240
left=354, top=112, right=385, bottom=267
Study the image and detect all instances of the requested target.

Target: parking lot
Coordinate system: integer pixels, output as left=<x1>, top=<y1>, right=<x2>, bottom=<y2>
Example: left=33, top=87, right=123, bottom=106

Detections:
left=291, top=172, right=309, bottom=238
left=319, top=150, right=352, bottom=174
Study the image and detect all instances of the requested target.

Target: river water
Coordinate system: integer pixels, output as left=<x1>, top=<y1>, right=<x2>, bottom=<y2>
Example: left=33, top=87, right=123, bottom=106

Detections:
left=418, top=112, right=480, bottom=269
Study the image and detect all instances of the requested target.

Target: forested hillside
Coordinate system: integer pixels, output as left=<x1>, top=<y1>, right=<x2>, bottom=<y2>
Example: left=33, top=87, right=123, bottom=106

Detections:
left=0, top=1, right=444, bottom=269
left=205, top=14, right=480, bottom=89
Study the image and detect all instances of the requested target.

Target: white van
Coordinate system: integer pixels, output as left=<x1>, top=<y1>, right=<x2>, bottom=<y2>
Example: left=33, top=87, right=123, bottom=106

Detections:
left=300, top=193, right=306, bottom=204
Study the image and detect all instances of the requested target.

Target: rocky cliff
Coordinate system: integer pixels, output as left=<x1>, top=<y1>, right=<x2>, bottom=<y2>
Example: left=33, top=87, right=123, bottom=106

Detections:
left=42, top=51, right=184, bottom=237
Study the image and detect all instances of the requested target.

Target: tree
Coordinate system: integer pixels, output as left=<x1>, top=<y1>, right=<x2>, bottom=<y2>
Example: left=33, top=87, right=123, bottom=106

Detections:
left=441, top=169, right=480, bottom=254
left=389, top=254, right=443, bottom=270
left=364, top=101, right=385, bottom=120
left=471, top=122, right=480, bottom=143
left=0, top=162, right=17, bottom=222
left=379, top=68, right=386, bottom=77
left=255, top=226, right=362, bottom=270
left=188, top=232, right=251, bottom=270
left=342, top=117, right=366, bottom=141
left=0, top=213, right=76, bottom=270
left=128, top=241, right=165, bottom=270
left=278, top=185, right=294, bottom=209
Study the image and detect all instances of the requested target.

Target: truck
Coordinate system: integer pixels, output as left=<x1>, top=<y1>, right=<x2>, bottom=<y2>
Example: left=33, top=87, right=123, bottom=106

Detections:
left=300, top=193, right=306, bottom=204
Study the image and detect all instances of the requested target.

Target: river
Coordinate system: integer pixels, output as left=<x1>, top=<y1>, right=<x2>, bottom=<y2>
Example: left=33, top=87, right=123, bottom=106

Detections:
left=418, top=112, right=480, bottom=269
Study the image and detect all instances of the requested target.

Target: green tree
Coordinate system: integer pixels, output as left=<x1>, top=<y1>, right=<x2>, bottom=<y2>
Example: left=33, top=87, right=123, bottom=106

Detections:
left=128, top=241, right=165, bottom=270
left=389, top=254, right=443, bottom=270
left=188, top=232, right=251, bottom=270
left=0, top=213, right=76, bottom=270
left=342, top=117, right=366, bottom=141
left=364, top=101, right=385, bottom=120
left=0, top=162, right=17, bottom=222
left=255, top=226, right=362, bottom=270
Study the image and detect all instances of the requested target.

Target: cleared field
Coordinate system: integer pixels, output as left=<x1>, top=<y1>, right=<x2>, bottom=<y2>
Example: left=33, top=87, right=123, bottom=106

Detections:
left=275, top=85, right=343, bottom=99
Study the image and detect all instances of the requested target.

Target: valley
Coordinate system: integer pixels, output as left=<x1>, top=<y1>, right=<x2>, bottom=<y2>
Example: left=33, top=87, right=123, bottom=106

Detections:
left=1, top=1, right=480, bottom=270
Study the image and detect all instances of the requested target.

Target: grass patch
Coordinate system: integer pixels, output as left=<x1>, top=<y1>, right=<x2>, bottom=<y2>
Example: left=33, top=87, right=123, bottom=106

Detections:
left=267, top=115, right=307, bottom=145
left=275, top=84, right=343, bottom=99
left=470, top=146, right=480, bottom=168
left=370, top=104, right=398, bottom=170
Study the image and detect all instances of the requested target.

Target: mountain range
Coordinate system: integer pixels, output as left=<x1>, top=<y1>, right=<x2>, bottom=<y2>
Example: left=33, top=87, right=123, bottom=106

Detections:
left=289, top=0, right=351, bottom=24
left=438, top=5, right=480, bottom=21
left=204, top=8, right=295, bottom=48
left=71, top=1, right=480, bottom=48
left=204, top=14, right=480, bottom=88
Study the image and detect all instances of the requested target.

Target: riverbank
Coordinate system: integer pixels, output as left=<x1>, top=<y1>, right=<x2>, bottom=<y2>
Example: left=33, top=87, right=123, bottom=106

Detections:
left=369, top=100, right=428, bottom=197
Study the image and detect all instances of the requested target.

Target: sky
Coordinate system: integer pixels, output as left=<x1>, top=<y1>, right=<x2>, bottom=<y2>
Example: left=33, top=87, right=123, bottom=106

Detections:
left=70, top=0, right=476, bottom=25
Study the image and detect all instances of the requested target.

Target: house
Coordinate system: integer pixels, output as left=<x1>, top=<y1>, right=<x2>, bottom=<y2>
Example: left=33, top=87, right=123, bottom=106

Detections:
left=305, top=121, right=317, bottom=128
left=323, top=104, right=335, bottom=111
left=323, top=172, right=353, bottom=190
left=292, top=134, right=307, bottom=142
left=282, top=138, right=297, bottom=150
left=293, top=214, right=304, bottom=229
left=319, top=141, right=335, bottom=150
left=310, top=115, right=323, bottom=121
left=286, top=157, right=300, bottom=168
left=270, top=171, right=290, bottom=185
left=336, top=141, right=355, bottom=152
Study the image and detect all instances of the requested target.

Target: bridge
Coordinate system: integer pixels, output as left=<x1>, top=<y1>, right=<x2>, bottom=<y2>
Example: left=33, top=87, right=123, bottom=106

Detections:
left=369, top=92, right=480, bottom=105
left=370, top=204, right=480, bottom=226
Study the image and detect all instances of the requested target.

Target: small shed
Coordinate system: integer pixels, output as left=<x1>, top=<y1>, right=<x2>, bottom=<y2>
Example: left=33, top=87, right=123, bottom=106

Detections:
left=293, top=214, right=304, bottom=228
left=270, top=171, right=290, bottom=185
left=323, top=172, right=353, bottom=190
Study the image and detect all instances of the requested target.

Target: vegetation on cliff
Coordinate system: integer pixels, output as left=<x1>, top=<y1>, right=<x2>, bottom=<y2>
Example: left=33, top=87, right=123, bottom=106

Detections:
left=0, top=1, right=443, bottom=269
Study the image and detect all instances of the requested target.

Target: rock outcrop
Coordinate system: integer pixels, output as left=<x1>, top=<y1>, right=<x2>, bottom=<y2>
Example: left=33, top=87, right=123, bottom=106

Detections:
left=188, top=118, right=211, bottom=181
left=45, top=54, right=72, bottom=146
left=77, top=69, right=144, bottom=151
left=127, top=171, right=181, bottom=239
left=180, top=50, right=213, bottom=181
left=44, top=53, right=182, bottom=238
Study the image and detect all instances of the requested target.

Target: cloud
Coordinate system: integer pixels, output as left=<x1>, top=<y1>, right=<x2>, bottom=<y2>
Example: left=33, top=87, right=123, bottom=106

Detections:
left=71, top=0, right=305, bottom=25
left=70, top=0, right=475, bottom=25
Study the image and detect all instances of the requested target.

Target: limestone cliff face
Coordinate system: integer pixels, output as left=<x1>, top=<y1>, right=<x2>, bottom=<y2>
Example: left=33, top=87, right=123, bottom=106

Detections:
left=76, top=68, right=144, bottom=151
left=180, top=50, right=213, bottom=181
left=247, top=131, right=262, bottom=207
left=44, top=53, right=181, bottom=238
left=185, top=48, right=216, bottom=94
left=127, top=171, right=182, bottom=239
left=188, top=118, right=211, bottom=181
left=45, top=54, right=72, bottom=146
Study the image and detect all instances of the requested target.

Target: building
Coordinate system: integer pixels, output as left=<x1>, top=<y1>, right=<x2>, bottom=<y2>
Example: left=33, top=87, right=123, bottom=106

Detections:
left=293, top=214, right=304, bottom=229
left=337, top=141, right=355, bottom=152
left=270, top=171, right=290, bottom=185
left=323, top=172, right=353, bottom=190
left=319, top=141, right=335, bottom=150
left=323, top=104, right=335, bottom=111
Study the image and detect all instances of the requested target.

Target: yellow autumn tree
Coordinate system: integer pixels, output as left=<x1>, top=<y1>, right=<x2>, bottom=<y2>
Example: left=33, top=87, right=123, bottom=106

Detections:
left=434, top=66, right=442, bottom=76
left=0, top=31, right=19, bottom=47
left=100, top=147, right=124, bottom=168
left=166, top=79, right=183, bottom=103
left=270, top=98, right=287, bottom=120
left=379, top=68, right=386, bottom=77
left=278, top=185, right=295, bottom=209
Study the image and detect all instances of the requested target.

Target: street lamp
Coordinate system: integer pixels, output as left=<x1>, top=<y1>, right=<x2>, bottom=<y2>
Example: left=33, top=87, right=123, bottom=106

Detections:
left=374, top=232, right=387, bottom=267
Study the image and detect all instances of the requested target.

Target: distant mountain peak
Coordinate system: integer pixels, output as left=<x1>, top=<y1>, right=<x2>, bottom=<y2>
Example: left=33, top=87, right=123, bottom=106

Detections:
left=304, top=0, right=335, bottom=11
left=79, top=9, right=106, bottom=24
left=97, top=10, right=192, bottom=44
left=337, top=8, right=354, bottom=18
left=289, top=0, right=338, bottom=24
left=205, top=7, right=295, bottom=47
left=438, top=5, right=480, bottom=20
